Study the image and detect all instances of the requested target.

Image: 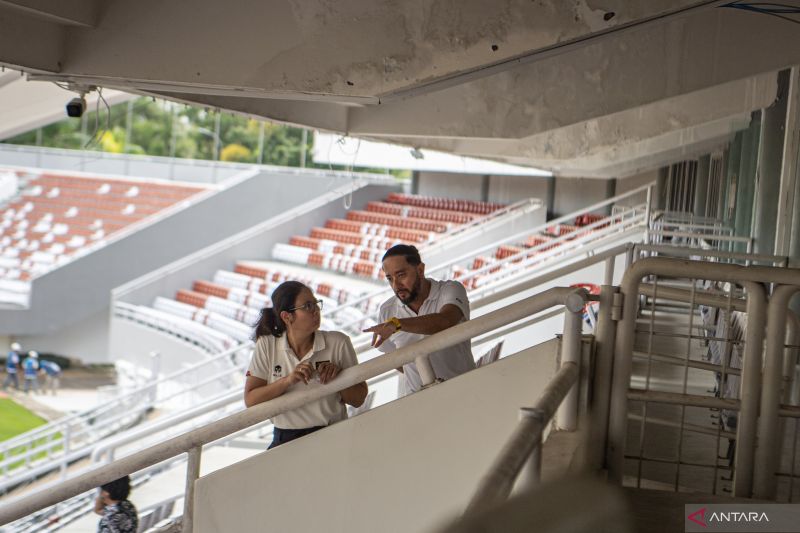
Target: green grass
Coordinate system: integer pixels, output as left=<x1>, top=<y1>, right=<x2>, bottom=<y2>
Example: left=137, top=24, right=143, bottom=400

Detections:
left=0, top=398, right=62, bottom=471
left=0, top=398, right=46, bottom=441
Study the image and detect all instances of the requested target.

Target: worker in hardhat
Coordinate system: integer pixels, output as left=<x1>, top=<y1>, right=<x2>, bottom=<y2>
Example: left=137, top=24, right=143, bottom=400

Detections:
left=41, top=358, right=62, bottom=395
left=22, top=350, right=40, bottom=394
left=3, top=342, right=22, bottom=391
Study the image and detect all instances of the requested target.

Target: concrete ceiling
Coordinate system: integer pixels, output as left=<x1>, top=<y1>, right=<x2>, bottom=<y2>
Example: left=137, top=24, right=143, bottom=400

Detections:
left=0, top=0, right=797, bottom=178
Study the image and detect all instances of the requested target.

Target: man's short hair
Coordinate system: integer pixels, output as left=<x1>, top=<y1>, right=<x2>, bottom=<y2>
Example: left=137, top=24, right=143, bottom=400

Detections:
left=101, top=476, right=131, bottom=501
left=382, top=244, right=422, bottom=266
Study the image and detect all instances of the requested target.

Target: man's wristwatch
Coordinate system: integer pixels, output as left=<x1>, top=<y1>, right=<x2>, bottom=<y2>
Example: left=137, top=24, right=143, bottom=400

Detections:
left=387, top=316, right=402, bottom=333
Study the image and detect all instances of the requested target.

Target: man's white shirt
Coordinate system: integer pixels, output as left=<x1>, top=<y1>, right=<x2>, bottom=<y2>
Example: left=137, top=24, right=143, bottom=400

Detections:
left=377, top=279, right=475, bottom=394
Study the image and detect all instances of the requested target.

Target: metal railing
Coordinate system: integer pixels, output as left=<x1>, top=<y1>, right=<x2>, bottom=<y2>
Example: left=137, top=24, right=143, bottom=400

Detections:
left=0, top=343, right=252, bottom=493
left=111, top=185, right=650, bottom=353
left=325, top=182, right=653, bottom=325
left=608, top=257, right=800, bottom=499
left=464, top=293, right=584, bottom=513
left=0, top=286, right=588, bottom=528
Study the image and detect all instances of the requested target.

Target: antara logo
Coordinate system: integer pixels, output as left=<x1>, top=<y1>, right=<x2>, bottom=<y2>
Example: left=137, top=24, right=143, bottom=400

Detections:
left=688, top=508, right=707, bottom=528
left=687, top=507, right=770, bottom=527
left=710, top=511, right=769, bottom=523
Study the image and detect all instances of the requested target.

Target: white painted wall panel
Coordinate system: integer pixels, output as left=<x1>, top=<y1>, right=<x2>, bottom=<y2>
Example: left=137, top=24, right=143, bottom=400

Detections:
left=194, top=340, right=560, bottom=533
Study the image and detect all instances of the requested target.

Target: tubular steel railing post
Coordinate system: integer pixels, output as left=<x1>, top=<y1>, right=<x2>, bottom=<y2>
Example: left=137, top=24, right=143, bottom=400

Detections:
left=556, top=292, right=586, bottom=431
left=60, top=423, right=71, bottom=481
left=644, top=185, right=653, bottom=245
left=415, top=356, right=437, bottom=388
left=754, top=284, right=800, bottom=499
left=732, top=281, right=766, bottom=498
left=589, top=285, right=618, bottom=471
left=514, top=407, right=545, bottom=493
left=465, top=362, right=579, bottom=515
left=783, top=313, right=800, bottom=406
left=182, top=446, right=202, bottom=533
left=603, top=257, right=615, bottom=286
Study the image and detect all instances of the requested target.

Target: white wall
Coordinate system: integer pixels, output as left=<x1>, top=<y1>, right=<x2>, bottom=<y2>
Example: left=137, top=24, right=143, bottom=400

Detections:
left=110, top=320, right=218, bottom=375
left=487, top=174, right=551, bottom=204
left=194, top=340, right=560, bottom=533
left=552, top=177, right=611, bottom=217
left=417, top=171, right=484, bottom=201
left=19, top=309, right=110, bottom=364
left=615, top=169, right=658, bottom=207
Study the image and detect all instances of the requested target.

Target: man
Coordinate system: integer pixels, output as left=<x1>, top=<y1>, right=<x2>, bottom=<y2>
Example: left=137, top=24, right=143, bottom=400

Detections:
left=3, top=342, right=22, bottom=391
left=41, top=359, right=62, bottom=395
left=94, top=475, right=138, bottom=533
left=22, top=350, right=40, bottom=394
left=364, top=244, right=475, bottom=395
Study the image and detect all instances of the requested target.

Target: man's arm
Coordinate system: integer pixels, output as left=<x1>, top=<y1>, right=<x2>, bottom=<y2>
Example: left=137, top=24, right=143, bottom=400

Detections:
left=340, top=381, right=368, bottom=407
left=364, top=304, right=464, bottom=348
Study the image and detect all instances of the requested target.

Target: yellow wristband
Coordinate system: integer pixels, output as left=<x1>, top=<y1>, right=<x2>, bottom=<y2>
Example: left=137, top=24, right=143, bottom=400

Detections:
left=388, top=316, right=402, bottom=332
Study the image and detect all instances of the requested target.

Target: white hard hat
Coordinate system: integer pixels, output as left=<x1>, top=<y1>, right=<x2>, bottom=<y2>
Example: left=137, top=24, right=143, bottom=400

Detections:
left=10, top=342, right=20, bottom=351
left=28, top=350, right=38, bottom=358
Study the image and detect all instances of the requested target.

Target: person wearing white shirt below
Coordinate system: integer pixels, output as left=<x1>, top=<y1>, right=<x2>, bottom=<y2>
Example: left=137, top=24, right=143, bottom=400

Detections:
left=364, top=244, right=475, bottom=395
left=244, top=280, right=368, bottom=448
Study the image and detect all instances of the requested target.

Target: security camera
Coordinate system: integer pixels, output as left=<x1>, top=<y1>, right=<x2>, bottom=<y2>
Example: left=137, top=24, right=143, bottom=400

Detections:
left=66, top=96, right=86, bottom=118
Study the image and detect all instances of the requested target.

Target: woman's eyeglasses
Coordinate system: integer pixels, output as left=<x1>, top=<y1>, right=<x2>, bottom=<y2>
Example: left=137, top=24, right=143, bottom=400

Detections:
left=287, top=299, right=323, bottom=313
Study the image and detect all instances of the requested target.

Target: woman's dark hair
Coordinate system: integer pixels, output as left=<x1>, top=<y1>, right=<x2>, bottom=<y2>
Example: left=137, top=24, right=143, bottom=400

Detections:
left=101, top=476, right=131, bottom=501
left=253, top=281, right=309, bottom=339
left=382, top=244, right=422, bottom=266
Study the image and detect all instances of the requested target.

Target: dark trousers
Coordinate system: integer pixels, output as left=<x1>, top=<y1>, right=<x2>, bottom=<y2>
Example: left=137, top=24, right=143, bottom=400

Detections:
left=268, top=426, right=325, bottom=449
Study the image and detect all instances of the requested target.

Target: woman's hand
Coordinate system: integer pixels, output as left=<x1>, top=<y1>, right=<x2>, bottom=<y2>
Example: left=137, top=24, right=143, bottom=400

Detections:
left=287, top=362, right=314, bottom=385
left=316, top=361, right=340, bottom=384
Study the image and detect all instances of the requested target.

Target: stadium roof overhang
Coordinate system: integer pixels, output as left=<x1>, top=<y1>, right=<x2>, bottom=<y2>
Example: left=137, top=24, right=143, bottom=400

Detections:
left=0, top=0, right=795, bottom=177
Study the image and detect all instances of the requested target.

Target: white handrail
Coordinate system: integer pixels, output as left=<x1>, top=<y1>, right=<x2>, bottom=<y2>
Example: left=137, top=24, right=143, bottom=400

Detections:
left=346, top=211, right=643, bottom=339
left=421, top=197, right=542, bottom=244
left=0, top=286, right=587, bottom=525
left=0, top=342, right=253, bottom=482
left=326, top=183, right=653, bottom=321
left=465, top=362, right=580, bottom=513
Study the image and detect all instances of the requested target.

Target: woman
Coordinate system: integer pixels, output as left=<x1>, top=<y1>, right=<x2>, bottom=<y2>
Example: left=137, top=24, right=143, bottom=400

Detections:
left=94, top=476, right=138, bottom=533
left=245, top=281, right=368, bottom=448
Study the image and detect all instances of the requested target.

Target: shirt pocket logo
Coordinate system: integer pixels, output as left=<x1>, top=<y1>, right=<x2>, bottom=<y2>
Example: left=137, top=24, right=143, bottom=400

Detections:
left=272, top=365, right=283, bottom=378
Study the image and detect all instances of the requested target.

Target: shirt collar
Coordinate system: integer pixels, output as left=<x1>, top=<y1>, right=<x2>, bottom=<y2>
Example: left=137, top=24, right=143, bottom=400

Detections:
left=277, top=332, right=326, bottom=360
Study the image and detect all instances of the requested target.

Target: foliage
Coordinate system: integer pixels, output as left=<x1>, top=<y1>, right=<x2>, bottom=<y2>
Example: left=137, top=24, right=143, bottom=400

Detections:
left=2, top=97, right=410, bottom=179
left=220, top=143, right=252, bottom=163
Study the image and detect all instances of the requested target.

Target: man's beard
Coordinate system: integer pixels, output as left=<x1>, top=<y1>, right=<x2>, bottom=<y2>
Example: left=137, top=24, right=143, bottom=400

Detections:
left=397, top=274, right=422, bottom=305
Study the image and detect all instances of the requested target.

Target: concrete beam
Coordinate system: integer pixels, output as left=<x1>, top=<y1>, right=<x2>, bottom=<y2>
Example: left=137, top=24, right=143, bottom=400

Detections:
left=0, top=0, right=717, bottom=101
left=0, top=0, right=98, bottom=27
left=366, top=74, right=775, bottom=177
left=348, top=8, right=800, bottom=139
left=0, top=8, right=64, bottom=72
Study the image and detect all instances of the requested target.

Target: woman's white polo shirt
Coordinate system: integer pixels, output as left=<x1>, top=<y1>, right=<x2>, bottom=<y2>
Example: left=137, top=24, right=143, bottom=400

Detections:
left=247, top=330, right=358, bottom=429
